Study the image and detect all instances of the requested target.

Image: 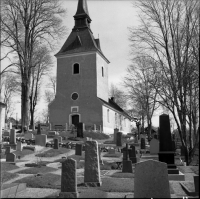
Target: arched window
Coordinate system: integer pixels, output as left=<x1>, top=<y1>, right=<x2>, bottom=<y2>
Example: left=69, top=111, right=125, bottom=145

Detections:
left=73, top=63, right=79, bottom=74
left=102, top=67, right=104, bottom=77
left=107, top=109, right=109, bottom=123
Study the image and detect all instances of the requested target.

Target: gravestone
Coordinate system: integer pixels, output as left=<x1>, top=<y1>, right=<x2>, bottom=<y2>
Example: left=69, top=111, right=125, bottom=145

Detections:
left=6, top=153, right=16, bottom=163
left=3, top=130, right=10, bottom=136
left=194, top=176, right=199, bottom=193
left=98, top=146, right=103, bottom=165
left=129, top=145, right=137, bottom=163
left=10, top=129, right=16, bottom=145
left=75, top=143, right=82, bottom=156
left=114, top=128, right=119, bottom=143
left=9, top=122, right=12, bottom=129
left=134, top=160, right=171, bottom=198
left=84, top=141, right=102, bottom=186
left=65, top=123, right=68, bottom=131
left=17, top=142, right=22, bottom=151
left=140, top=138, right=145, bottom=149
left=158, top=114, right=175, bottom=165
left=49, top=123, right=52, bottom=130
left=5, top=146, right=11, bottom=155
left=77, top=123, right=84, bottom=138
left=37, top=123, right=41, bottom=135
left=122, top=144, right=133, bottom=173
left=116, top=132, right=122, bottom=147
left=35, top=134, right=47, bottom=147
left=25, top=132, right=34, bottom=140
left=48, top=131, right=57, bottom=138
left=108, top=148, right=115, bottom=154
left=59, top=158, right=79, bottom=198
left=134, top=136, right=138, bottom=143
left=54, top=135, right=62, bottom=143
left=172, top=140, right=176, bottom=151
left=54, top=138, right=59, bottom=149
left=150, top=138, right=159, bottom=154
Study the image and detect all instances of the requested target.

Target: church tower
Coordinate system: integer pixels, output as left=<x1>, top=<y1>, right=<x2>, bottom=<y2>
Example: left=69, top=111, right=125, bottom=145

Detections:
left=49, top=0, right=110, bottom=128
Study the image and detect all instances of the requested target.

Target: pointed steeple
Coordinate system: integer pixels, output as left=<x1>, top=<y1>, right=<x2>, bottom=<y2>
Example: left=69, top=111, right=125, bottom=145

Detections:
left=73, top=0, right=92, bottom=31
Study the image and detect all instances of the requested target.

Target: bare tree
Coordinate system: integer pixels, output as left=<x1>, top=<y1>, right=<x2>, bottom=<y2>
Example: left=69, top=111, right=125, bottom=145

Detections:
left=129, top=0, right=199, bottom=165
left=1, top=0, right=67, bottom=132
left=29, top=45, right=53, bottom=130
left=124, top=56, right=159, bottom=140
left=1, top=73, right=20, bottom=121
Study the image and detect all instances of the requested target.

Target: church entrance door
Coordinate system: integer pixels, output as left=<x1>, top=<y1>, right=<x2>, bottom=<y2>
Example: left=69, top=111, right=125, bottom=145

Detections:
left=72, top=115, right=79, bottom=128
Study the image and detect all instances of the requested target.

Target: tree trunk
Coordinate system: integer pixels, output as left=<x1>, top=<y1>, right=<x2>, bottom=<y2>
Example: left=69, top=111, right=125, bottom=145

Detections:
left=21, top=81, right=30, bottom=133
left=30, top=109, right=34, bottom=130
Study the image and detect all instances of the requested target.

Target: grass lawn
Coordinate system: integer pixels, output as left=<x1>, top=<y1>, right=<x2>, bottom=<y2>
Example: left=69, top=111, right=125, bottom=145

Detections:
left=14, top=173, right=61, bottom=189
left=14, top=149, right=35, bottom=158
left=109, top=172, right=135, bottom=178
left=16, top=166, right=57, bottom=174
left=35, top=148, right=70, bottom=157
left=1, top=162, right=19, bottom=171
left=1, top=172, right=19, bottom=185
left=1, top=163, right=19, bottom=185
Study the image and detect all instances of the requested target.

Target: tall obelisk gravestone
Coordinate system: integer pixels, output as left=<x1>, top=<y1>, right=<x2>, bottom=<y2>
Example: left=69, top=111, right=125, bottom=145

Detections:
left=158, top=114, right=179, bottom=174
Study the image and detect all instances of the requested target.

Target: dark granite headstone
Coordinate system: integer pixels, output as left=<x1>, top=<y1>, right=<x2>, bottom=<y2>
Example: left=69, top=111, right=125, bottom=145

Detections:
left=75, top=144, right=82, bottom=156
left=122, top=144, right=133, bottom=173
left=77, top=123, right=84, bottom=138
left=59, top=158, right=78, bottom=198
left=6, top=153, right=16, bottom=162
left=158, top=114, right=176, bottom=170
left=194, top=176, right=199, bottom=193
left=116, top=132, right=122, bottom=147
left=129, top=145, right=137, bottom=163
left=159, top=114, right=173, bottom=151
left=54, top=138, right=59, bottom=149
left=37, top=123, right=41, bottom=135
left=141, top=138, right=146, bottom=149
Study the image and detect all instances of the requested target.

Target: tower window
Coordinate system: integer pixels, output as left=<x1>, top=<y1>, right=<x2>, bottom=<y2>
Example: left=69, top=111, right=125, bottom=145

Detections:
left=73, top=63, right=80, bottom=74
left=102, top=67, right=104, bottom=77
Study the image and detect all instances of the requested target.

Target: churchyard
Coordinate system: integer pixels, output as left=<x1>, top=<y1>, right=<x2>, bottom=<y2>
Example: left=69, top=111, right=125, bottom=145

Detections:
left=0, top=115, right=199, bottom=198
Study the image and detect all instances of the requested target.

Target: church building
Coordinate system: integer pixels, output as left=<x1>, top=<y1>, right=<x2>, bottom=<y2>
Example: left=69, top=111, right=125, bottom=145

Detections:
left=49, top=0, right=132, bottom=134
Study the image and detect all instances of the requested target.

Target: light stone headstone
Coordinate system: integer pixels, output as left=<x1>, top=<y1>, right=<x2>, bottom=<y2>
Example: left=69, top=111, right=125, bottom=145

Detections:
left=84, top=141, right=102, bottom=186
left=108, top=148, right=115, bottom=154
left=35, top=134, right=47, bottom=147
left=59, top=158, right=78, bottom=198
left=150, top=138, right=160, bottom=154
left=9, top=122, right=12, bottom=129
left=134, top=160, right=171, bottom=198
left=6, top=152, right=16, bottom=163
left=24, top=132, right=34, bottom=140
left=9, top=129, right=16, bottom=145
left=17, top=141, right=22, bottom=151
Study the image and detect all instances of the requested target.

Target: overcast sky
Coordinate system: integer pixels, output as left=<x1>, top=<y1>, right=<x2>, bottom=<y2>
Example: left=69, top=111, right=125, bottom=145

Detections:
left=1, top=0, right=166, bottom=127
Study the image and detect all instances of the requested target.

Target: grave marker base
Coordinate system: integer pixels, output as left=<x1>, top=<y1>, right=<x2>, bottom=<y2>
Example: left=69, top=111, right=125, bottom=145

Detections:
left=83, top=182, right=102, bottom=187
left=59, top=192, right=79, bottom=198
left=3, top=144, right=16, bottom=150
left=168, top=171, right=185, bottom=181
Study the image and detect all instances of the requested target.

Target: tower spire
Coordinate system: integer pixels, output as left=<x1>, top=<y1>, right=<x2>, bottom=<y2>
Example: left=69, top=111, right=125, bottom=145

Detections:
left=73, top=0, right=92, bottom=31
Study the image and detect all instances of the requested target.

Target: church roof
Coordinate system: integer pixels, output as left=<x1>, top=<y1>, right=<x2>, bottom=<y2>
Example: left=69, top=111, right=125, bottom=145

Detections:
left=55, top=0, right=109, bottom=63
left=98, top=98, right=132, bottom=120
